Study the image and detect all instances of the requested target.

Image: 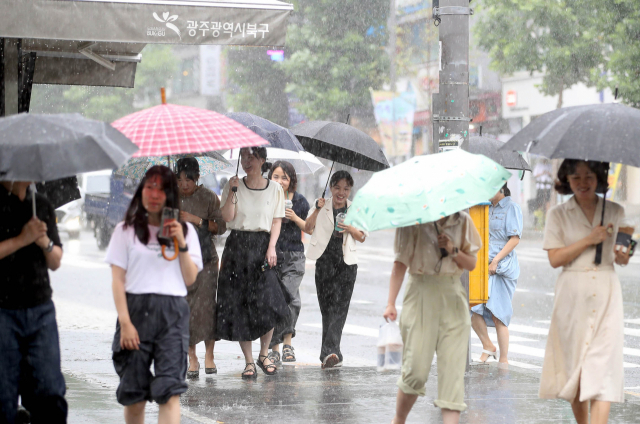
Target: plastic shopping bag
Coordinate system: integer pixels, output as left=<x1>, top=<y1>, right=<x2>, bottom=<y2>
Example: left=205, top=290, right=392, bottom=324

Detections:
left=377, top=321, right=404, bottom=371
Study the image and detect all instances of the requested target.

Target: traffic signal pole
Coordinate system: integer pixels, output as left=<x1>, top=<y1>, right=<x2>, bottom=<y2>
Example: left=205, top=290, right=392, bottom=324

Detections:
left=431, top=0, right=474, bottom=370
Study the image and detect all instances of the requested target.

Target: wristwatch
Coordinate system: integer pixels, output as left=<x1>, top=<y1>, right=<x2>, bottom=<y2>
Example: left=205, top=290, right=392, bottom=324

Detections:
left=44, top=239, right=54, bottom=253
left=178, top=244, right=189, bottom=253
left=450, top=247, right=459, bottom=258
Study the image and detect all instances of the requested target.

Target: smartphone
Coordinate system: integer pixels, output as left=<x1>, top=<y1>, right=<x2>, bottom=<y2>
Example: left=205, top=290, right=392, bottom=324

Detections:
left=158, top=207, right=179, bottom=246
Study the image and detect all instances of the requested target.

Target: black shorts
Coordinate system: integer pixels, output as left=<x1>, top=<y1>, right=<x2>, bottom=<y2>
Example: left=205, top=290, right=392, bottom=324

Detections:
left=112, top=293, right=189, bottom=405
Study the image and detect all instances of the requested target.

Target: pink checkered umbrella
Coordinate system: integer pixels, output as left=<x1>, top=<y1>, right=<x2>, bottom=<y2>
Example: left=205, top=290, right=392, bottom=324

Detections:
left=112, top=92, right=268, bottom=158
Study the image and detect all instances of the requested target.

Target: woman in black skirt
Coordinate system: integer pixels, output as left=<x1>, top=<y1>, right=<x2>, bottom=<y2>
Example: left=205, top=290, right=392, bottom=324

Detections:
left=218, top=147, right=288, bottom=379
left=305, top=171, right=367, bottom=369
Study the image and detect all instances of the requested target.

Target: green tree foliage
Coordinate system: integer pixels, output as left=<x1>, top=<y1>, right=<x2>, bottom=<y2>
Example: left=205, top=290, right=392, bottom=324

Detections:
left=283, top=0, right=389, bottom=121
left=475, top=0, right=603, bottom=108
left=227, top=47, right=290, bottom=126
left=30, top=44, right=178, bottom=122
left=228, top=0, right=390, bottom=124
left=592, top=1, right=640, bottom=107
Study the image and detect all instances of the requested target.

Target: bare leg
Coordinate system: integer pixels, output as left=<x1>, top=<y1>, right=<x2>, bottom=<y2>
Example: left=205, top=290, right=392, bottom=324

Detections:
left=590, top=400, right=611, bottom=424
left=239, top=341, right=255, bottom=376
left=204, top=339, right=216, bottom=369
left=259, top=328, right=275, bottom=364
left=188, top=345, right=199, bottom=372
left=441, top=409, right=461, bottom=424
left=492, top=316, right=509, bottom=364
left=124, top=401, right=146, bottom=424
left=391, top=389, right=418, bottom=424
left=158, top=395, right=180, bottom=424
left=471, top=312, right=496, bottom=361
left=272, top=344, right=281, bottom=353
left=570, top=387, right=589, bottom=424
left=283, top=333, right=293, bottom=346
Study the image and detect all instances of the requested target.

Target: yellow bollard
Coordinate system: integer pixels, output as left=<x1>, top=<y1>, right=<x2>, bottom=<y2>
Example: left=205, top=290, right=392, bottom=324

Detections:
left=469, top=204, right=490, bottom=307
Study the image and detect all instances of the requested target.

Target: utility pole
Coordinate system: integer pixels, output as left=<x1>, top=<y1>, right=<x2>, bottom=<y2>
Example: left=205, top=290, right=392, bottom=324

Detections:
left=431, top=0, right=472, bottom=154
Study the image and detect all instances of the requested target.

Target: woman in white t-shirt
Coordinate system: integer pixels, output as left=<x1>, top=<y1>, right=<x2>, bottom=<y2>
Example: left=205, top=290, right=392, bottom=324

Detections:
left=105, top=166, right=203, bottom=424
left=218, top=147, right=288, bottom=379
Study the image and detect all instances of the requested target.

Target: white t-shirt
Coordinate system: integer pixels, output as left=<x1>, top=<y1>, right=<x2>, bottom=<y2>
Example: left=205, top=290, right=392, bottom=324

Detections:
left=105, top=222, right=203, bottom=297
left=220, top=178, right=285, bottom=232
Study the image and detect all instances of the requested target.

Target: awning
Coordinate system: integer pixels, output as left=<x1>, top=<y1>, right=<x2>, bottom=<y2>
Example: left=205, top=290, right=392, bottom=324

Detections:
left=0, top=0, right=293, bottom=89
left=0, top=0, right=292, bottom=47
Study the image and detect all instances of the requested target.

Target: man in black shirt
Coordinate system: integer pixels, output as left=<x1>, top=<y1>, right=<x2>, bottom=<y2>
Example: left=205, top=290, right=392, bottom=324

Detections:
left=0, top=181, right=67, bottom=424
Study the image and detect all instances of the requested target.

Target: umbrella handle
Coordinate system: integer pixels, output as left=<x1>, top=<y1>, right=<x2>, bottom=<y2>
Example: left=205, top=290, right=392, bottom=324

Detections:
left=321, top=161, right=335, bottom=199
left=162, top=237, right=180, bottom=261
left=232, top=157, right=239, bottom=193
left=594, top=166, right=610, bottom=266
left=433, top=222, right=449, bottom=258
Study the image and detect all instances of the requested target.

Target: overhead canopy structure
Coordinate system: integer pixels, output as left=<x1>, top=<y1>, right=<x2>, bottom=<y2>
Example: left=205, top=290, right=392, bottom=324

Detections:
left=0, top=0, right=293, bottom=113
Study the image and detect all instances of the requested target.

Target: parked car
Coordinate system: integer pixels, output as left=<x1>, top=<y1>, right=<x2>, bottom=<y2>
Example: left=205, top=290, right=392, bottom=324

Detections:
left=55, top=170, right=112, bottom=239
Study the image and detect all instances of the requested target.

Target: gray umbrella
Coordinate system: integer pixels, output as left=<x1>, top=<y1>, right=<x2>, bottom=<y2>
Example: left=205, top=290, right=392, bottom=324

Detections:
left=498, top=103, right=640, bottom=166
left=461, top=136, right=531, bottom=172
left=0, top=113, right=138, bottom=182
left=292, top=121, right=390, bottom=172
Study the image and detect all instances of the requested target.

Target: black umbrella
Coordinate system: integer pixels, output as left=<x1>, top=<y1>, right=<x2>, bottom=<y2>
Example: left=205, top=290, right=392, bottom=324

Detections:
left=35, top=177, right=81, bottom=210
left=292, top=119, right=390, bottom=197
left=499, top=102, right=640, bottom=264
left=0, top=112, right=138, bottom=215
left=226, top=112, right=304, bottom=152
left=461, top=135, right=531, bottom=173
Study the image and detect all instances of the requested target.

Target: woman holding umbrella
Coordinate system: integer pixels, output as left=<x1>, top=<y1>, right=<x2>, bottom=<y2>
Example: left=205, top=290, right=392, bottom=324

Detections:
left=384, top=211, right=481, bottom=424
left=267, top=160, right=311, bottom=364
left=539, top=159, right=629, bottom=424
left=305, top=171, right=367, bottom=369
left=106, top=166, right=203, bottom=424
left=217, top=147, right=288, bottom=379
left=175, top=158, right=227, bottom=378
left=471, top=183, right=523, bottom=364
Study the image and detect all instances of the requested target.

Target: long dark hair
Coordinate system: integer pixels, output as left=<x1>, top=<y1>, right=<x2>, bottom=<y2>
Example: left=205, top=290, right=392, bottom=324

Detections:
left=501, top=183, right=511, bottom=197
left=554, top=159, right=609, bottom=195
left=268, top=160, right=298, bottom=192
left=123, top=165, right=188, bottom=245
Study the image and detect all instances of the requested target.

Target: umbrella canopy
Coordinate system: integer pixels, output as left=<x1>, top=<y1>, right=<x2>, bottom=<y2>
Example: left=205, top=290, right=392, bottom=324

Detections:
left=223, top=147, right=323, bottom=175
left=115, top=151, right=231, bottom=180
left=499, top=103, right=640, bottom=167
left=292, top=121, right=390, bottom=172
left=111, top=103, right=268, bottom=157
left=461, top=136, right=531, bottom=171
left=0, top=113, right=138, bottom=181
left=35, top=177, right=81, bottom=210
left=226, top=112, right=304, bottom=152
left=344, top=149, right=511, bottom=232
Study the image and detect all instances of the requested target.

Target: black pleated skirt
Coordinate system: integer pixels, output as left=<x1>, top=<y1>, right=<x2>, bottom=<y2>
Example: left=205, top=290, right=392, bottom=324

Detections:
left=216, top=230, right=288, bottom=341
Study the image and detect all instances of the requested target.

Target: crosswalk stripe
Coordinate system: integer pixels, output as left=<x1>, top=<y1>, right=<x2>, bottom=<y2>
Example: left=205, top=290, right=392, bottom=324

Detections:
left=508, top=324, right=549, bottom=336
left=470, top=333, right=537, bottom=343
left=303, top=323, right=379, bottom=338
left=470, top=353, right=541, bottom=370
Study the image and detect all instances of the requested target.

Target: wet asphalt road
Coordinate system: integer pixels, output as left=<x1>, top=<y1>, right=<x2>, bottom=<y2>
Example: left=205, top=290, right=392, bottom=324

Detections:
left=49, top=228, right=640, bottom=423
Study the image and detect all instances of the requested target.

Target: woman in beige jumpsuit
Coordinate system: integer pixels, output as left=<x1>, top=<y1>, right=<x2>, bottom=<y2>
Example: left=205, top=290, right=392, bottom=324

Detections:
left=540, top=160, right=630, bottom=424
left=384, top=212, right=481, bottom=424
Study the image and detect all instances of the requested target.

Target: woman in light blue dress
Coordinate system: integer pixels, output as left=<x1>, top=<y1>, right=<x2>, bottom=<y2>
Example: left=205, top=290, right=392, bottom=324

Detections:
left=471, top=183, right=523, bottom=364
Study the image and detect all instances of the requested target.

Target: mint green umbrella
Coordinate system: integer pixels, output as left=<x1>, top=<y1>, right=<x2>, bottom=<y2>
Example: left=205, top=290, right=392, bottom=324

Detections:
left=344, top=149, right=511, bottom=232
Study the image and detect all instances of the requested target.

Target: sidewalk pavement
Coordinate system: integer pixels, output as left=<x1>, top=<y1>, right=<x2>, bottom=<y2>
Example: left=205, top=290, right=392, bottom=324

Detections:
left=64, top=356, right=640, bottom=423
